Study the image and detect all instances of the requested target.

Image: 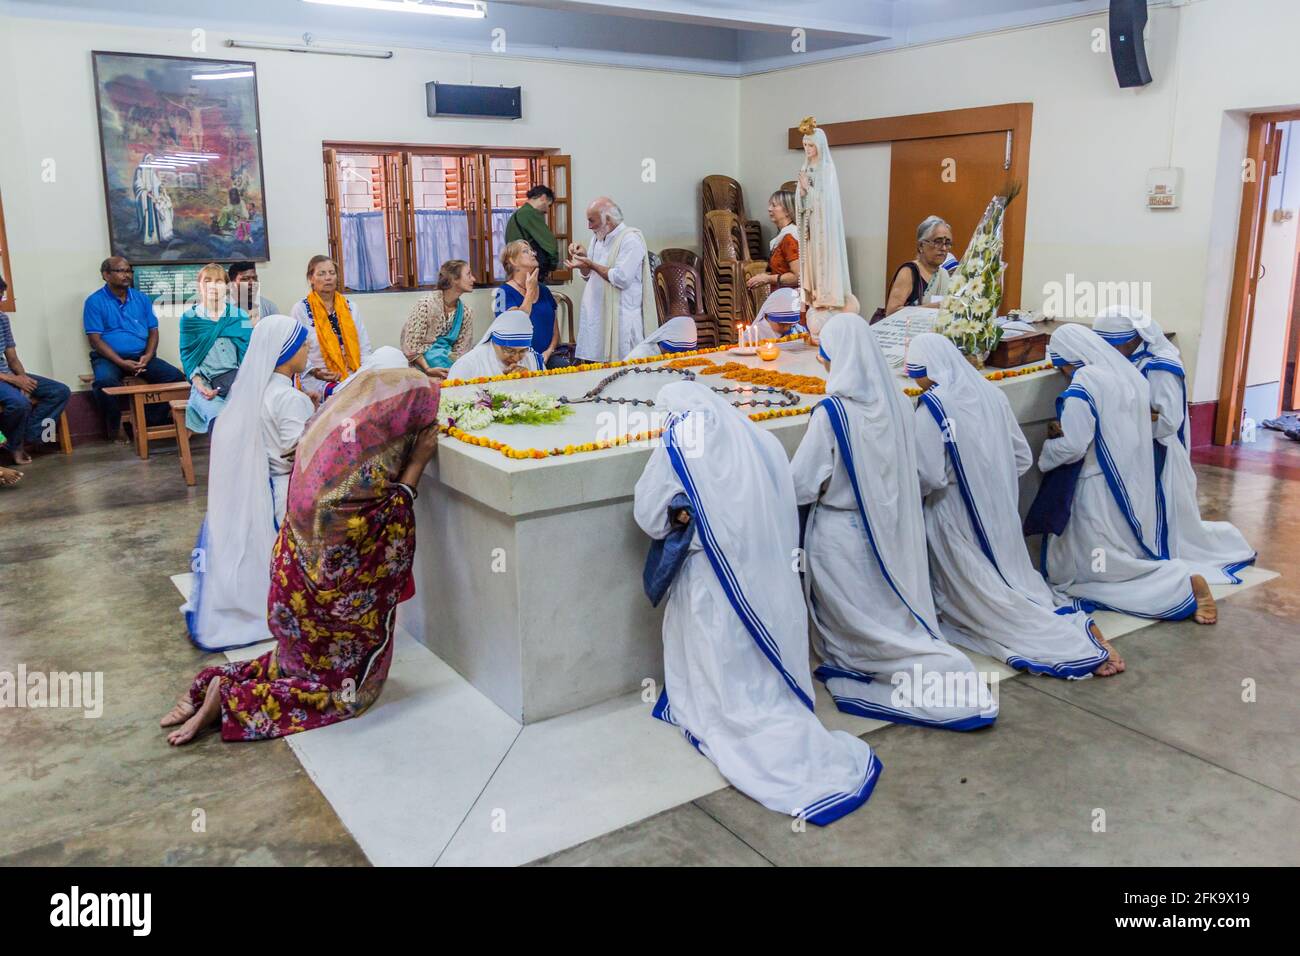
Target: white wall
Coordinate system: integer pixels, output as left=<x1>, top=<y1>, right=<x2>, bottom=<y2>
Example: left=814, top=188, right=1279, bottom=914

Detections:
left=0, top=14, right=739, bottom=383
left=7, top=0, right=1300, bottom=409
left=738, top=0, right=1300, bottom=403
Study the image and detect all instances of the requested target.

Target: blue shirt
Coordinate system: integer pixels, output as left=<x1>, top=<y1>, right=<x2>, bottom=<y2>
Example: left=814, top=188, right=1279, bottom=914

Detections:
left=495, top=283, right=556, bottom=355
left=83, top=285, right=158, bottom=358
left=0, top=314, right=14, bottom=374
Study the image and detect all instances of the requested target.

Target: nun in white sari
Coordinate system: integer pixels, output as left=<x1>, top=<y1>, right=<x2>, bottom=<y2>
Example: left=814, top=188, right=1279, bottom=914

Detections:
left=906, top=333, right=1121, bottom=678
left=185, top=315, right=313, bottom=651
left=796, top=118, right=852, bottom=311
left=446, top=309, right=543, bottom=380
left=634, top=381, right=881, bottom=825
left=1094, top=306, right=1254, bottom=583
left=1036, top=323, right=1217, bottom=624
left=791, top=315, right=998, bottom=730
left=625, top=315, right=698, bottom=360
left=750, top=287, right=807, bottom=340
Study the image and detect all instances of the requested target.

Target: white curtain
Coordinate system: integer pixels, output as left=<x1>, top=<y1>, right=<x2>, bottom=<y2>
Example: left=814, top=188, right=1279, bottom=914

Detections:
left=340, top=211, right=391, bottom=291
left=415, top=210, right=472, bottom=285
left=491, top=208, right=513, bottom=281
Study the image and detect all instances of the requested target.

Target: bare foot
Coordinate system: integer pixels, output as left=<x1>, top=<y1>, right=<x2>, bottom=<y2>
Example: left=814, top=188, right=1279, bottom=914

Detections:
left=1191, top=574, right=1217, bottom=625
left=12, top=448, right=32, bottom=465
left=167, top=678, right=222, bottom=745
left=160, top=695, right=196, bottom=727
left=0, top=466, right=21, bottom=486
left=1089, top=621, right=1125, bottom=677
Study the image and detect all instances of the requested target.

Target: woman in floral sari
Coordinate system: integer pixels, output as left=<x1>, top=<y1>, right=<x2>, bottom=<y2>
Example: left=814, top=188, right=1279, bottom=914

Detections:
left=162, top=364, right=440, bottom=744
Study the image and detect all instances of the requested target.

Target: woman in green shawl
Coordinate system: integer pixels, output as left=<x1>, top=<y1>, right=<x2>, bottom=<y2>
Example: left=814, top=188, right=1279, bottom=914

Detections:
left=179, top=263, right=253, bottom=433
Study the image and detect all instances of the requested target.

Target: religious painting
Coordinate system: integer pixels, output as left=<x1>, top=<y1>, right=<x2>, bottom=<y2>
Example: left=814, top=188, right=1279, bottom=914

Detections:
left=92, top=52, right=270, bottom=265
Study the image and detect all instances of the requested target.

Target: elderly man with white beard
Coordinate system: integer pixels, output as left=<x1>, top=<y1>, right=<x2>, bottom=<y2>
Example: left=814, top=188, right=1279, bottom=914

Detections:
left=566, top=196, right=655, bottom=364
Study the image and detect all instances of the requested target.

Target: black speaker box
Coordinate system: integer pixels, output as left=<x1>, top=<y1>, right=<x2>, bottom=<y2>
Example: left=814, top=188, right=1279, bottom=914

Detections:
left=1110, top=0, right=1153, bottom=88
left=426, top=82, right=522, bottom=120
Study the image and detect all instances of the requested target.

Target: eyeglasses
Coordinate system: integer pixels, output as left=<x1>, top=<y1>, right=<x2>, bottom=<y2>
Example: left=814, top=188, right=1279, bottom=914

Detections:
left=924, top=237, right=953, bottom=249
left=106, top=267, right=134, bottom=274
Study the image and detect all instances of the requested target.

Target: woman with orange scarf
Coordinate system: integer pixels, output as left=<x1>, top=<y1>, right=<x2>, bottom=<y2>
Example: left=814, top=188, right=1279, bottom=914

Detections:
left=290, top=255, right=374, bottom=398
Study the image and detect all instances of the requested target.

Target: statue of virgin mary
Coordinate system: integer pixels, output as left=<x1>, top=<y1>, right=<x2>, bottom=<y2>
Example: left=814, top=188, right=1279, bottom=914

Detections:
left=796, top=117, right=852, bottom=311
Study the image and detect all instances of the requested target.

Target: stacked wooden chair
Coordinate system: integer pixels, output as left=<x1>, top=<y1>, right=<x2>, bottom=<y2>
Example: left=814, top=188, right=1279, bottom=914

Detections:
left=652, top=257, right=717, bottom=348
left=702, top=175, right=763, bottom=262
left=702, top=209, right=775, bottom=343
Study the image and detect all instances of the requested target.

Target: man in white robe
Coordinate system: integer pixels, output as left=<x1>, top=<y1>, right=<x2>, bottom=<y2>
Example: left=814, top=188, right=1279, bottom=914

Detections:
left=906, top=332, right=1122, bottom=678
left=185, top=315, right=313, bottom=651
left=568, top=197, right=655, bottom=364
left=1093, top=306, right=1255, bottom=583
left=791, top=314, right=999, bottom=730
left=635, top=381, right=881, bottom=825
left=1035, top=323, right=1217, bottom=624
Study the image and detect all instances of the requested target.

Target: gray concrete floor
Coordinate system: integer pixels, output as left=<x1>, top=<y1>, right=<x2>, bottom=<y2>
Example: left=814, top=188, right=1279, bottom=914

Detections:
left=2, top=432, right=1298, bottom=866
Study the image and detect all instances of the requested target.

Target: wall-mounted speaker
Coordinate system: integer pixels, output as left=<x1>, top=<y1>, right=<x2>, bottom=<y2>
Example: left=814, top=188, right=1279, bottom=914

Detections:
left=426, top=82, right=522, bottom=120
left=1109, top=0, right=1152, bottom=88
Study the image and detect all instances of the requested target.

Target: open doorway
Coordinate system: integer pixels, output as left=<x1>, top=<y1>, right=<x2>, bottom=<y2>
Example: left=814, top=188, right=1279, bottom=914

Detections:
left=1216, top=110, right=1300, bottom=444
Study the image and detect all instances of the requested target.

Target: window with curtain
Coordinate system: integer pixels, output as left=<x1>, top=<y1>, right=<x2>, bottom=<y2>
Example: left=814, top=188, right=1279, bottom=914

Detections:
left=322, top=144, right=572, bottom=294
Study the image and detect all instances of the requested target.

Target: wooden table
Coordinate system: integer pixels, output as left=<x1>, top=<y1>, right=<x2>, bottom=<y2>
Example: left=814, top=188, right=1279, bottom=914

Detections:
left=102, top=382, right=191, bottom=459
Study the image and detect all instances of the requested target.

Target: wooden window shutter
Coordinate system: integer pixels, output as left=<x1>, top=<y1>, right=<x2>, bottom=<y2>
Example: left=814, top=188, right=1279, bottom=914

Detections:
left=381, top=152, right=408, bottom=288
left=322, top=148, right=345, bottom=291
left=543, top=154, right=572, bottom=282
left=460, top=153, right=491, bottom=284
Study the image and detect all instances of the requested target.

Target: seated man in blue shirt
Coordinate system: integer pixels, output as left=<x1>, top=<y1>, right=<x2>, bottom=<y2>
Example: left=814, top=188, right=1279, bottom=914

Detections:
left=0, top=274, right=72, bottom=465
left=83, top=257, right=184, bottom=437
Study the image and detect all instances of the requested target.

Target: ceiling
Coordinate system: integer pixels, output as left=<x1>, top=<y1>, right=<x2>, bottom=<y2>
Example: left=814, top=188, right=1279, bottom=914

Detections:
left=1, top=0, right=1121, bottom=75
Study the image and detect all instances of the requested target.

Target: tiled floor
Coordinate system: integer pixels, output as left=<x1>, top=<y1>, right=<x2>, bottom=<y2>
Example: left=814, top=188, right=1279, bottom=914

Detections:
left=2, top=432, right=1298, bottom=866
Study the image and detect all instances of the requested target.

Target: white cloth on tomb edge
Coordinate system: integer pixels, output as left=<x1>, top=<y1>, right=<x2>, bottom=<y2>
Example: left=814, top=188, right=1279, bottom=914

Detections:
left=907, top=333, right=1108, bottom=678
left=790, top=316, right=996, bottom=727
left=188, top=315, right=313, bottom=651
left=633, top=381, right=879, bottom=823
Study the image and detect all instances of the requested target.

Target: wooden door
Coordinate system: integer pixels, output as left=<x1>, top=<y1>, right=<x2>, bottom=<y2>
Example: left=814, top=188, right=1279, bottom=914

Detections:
left=888, top=129, right=1022, bottom=311
left=1217, top=117, right=1283, bottom=444
left=322, top=148, right=344, bottom=291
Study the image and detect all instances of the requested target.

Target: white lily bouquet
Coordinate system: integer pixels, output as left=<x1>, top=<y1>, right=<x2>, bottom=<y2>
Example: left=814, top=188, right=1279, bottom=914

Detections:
left=935, top=183, right=1021, bottom=364
left=438, top=388, right=572, bottom=431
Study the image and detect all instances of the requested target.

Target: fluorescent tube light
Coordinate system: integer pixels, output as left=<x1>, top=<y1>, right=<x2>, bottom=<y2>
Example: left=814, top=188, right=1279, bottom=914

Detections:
left=301, top=0, right=486, bottom=18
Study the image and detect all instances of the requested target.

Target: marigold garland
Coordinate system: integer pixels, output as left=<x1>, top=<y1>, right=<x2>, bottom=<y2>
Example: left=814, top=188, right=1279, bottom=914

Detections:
left=439, top=360, right=1055, bottom=459
left=440, top=334, right=805, bottom=389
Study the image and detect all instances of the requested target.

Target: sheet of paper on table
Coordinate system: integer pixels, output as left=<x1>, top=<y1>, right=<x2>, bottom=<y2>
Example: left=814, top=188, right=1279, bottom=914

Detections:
left=870, top=306, right=939, bottom=369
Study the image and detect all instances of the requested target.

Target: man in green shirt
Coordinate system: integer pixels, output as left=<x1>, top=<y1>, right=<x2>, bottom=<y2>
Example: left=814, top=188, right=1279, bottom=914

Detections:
left=505, top=185, right=558, bottom=281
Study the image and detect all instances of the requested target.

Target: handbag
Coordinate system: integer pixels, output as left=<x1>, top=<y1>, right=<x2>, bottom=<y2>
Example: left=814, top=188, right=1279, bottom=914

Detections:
left=207, top=368, right=239, bottom=398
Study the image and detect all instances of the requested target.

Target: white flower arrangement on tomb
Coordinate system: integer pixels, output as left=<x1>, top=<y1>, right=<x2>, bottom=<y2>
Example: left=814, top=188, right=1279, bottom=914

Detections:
left=935, top=183, right=1021, bottom=365
left=438, top=388, right=572, bottom=432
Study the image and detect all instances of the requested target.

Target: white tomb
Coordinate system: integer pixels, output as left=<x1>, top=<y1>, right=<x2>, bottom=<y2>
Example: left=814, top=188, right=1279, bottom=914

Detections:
left=400, top=335, right=1064, bottom=723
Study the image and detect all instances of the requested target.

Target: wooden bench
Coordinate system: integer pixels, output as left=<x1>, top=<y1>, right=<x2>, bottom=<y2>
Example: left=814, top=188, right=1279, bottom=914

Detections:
left=171, top=400, right=199, bottom=486
left=102, top=381, right=192, bottom=459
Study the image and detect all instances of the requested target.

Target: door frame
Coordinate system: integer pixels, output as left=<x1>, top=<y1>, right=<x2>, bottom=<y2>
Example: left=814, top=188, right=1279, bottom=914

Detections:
left=788, top=103, right=1033, bottom=310
left=1216, top=109, right=1300, bottom=444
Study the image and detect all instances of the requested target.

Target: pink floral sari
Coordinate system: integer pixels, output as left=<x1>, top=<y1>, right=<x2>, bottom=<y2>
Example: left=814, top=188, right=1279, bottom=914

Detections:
left=185, top=367, right=439, bottom=741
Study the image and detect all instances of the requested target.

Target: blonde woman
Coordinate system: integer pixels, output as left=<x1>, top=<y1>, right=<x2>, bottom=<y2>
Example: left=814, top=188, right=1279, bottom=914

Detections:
left=179, top=262, right=252, bottom=433
left=399, top=259, right=476, bottom=379
left=495, top=239, right=558, bottom=366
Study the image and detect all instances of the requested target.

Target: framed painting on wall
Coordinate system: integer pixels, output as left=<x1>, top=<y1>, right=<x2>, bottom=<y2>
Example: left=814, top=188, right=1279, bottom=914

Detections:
left=92, top=51, right=270, bottom=265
